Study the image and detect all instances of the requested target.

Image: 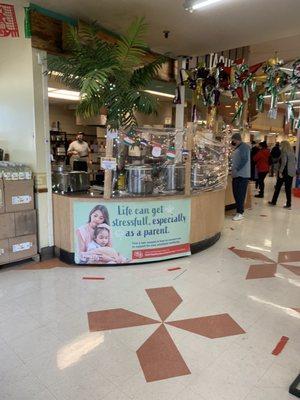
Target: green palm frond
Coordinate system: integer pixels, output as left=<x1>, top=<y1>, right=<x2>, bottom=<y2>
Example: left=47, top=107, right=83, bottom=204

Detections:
left=115, top=17, right=148, bottom=70
left=81, top=68, right=111, bottom=98
left=131, top=55, right=167, bottom=88
left=135, top=92, right=158, bottom=115
left=76, top=94, right=104, bottom=118
left=47, top=18, right=167, bottom=128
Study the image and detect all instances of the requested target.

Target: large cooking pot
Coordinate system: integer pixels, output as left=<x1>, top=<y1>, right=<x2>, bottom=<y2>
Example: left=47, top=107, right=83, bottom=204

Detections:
left=162, top=163, right=185, bottom=192
left=126, top=165, right=153, bottom=195
left=52, top=172, right=71, bottom=193
left=69, top=171, right=90, bottom=192
left=52, top=163, right=71, bottom=173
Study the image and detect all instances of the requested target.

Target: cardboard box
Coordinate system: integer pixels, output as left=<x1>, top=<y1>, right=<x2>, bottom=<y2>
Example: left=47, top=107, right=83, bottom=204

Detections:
left=0, top=239, right=9, bottom=265
left=14, top=210, right=37, bottom=237
left=0, top=212, right=15, bottom=240
left=8, top=234, right=37, bottom=262
left=0, top=179, right=4, bottom=214
left=4, top=180, right=34, bottom=212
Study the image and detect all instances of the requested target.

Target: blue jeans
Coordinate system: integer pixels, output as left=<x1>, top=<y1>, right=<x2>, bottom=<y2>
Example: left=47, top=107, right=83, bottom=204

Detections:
left=232, top=177, right=249, bottom=214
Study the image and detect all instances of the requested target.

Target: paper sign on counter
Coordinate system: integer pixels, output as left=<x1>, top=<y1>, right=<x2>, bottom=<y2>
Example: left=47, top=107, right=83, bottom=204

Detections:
left=101, top=157, right=117, bottom=171
left=106, top=129, right=118, bottom=140
left=12, top=242, right=32, bottom=253
left=12, top=195, right=32, bottom=205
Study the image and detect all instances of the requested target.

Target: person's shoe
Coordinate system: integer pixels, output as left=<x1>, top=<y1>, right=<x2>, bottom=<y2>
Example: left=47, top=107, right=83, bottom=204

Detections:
left=268, top=201, right=276, bottom=206
left=283, top=205, right=291, bottom=210
left=255, top=194, right=264, bottom=198
left=232, top=213, right=244, bottom=221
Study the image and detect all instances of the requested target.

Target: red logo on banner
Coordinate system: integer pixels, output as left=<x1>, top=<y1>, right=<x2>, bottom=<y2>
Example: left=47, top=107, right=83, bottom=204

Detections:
left=0, top=3, right=19, bottom=38
left=132, top=244, right=190, bottom=260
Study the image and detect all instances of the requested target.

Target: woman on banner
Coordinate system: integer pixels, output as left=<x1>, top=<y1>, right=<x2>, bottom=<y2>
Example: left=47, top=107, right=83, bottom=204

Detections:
left=76, top=205, right=119, bottom=263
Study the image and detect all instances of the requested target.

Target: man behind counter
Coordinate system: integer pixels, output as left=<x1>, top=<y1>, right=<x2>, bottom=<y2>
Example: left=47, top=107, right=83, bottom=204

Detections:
left=67, top=132, right=91, bottom=172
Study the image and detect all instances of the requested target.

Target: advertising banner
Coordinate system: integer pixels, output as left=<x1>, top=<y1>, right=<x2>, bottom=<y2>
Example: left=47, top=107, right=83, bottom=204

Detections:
left=74, top=199, right=191, bottom=265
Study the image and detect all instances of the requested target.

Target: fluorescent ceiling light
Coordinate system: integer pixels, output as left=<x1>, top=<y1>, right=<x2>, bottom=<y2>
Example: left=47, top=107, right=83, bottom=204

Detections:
left=144, top=90, right=175, bottom=99
left=48, top=87, right=80, bottom=101
left=187, top=0, right=223, bottom=11
left=278, top=99, right=300, bottom=104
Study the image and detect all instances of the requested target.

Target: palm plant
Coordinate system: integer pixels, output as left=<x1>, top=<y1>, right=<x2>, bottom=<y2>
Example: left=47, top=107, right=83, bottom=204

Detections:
left=47, top=18, right=167, bottom=129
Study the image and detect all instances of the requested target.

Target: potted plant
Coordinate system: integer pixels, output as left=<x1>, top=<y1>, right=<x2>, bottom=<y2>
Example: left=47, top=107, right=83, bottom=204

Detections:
left=47, top=18, right=167, bottom=129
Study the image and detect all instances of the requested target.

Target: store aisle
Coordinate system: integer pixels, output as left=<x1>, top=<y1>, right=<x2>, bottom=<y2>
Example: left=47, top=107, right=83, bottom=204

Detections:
left=0, top=178, right=299, bottom=400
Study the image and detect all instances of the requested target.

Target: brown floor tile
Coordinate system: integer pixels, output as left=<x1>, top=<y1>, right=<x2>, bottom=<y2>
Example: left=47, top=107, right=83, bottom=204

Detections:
left=229, top=247, right=274, bottom=263
left=19, top=258, right=71, bottom=270
left=246, top=263, right=278, bottom=279
left=146, top=287, right=183, bottom=321
left=136, top=324, right=191, bottom=382
left=280, top=264, right=300, bottom=276
left=167, top=313, right=245, bottom=339
left=278, top=251, right=300, bottom=263
left=88, top=308, right=159, bottom=332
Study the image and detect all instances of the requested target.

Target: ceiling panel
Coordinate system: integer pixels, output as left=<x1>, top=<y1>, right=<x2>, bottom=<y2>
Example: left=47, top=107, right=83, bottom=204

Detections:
left=33, top=0, right=300, bottom=56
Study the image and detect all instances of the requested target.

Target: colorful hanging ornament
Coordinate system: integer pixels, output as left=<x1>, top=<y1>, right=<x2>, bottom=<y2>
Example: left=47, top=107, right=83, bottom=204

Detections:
left=232, top=102, right=244, bottom=125
left=286, top=102, right=294, bottom=123
left=152, top=143, right=162, bottom=158
left=166, top=146, right=176, bottom=160
left=139, top=138, right=149, bottom=147
left=123, top=135, right=135, bottom=146
left=256, top=94, right=265, bottom=113
left=182, top=149, right=189, bottom=156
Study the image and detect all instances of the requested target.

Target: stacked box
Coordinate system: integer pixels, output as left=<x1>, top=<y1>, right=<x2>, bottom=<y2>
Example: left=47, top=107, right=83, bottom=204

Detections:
left=0, top=179, right=38, bottom=265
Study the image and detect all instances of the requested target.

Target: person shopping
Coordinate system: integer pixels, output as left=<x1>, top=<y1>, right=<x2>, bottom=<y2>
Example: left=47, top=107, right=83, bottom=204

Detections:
left=67, top=132, right=91, bottom=171
left=253, top=141, right=270, bottom=198
left=269, top=142, right=281, bottom=177
left=231, top=133, right=251, bottom=221
left=269, top=141, right=296, bottom=209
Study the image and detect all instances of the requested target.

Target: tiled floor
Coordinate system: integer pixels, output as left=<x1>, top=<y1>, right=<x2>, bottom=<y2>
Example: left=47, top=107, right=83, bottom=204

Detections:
left=0, top=179, right=299, bottom=399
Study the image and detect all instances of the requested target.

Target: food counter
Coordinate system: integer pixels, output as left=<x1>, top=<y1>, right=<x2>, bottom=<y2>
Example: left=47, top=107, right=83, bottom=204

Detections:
left=52, top=127, right=228, bottom=265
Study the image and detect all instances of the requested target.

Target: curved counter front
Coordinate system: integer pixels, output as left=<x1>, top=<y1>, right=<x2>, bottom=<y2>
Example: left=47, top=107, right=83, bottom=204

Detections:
left=52, top=189, right=225, bottom=265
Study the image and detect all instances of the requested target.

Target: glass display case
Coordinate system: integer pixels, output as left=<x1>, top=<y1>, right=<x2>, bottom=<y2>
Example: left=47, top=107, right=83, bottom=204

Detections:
left=107, top=127, right=229, bottom=198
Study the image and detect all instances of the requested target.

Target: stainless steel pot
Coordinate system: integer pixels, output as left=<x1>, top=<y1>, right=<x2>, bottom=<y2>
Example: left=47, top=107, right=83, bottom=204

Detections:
left=191, top=163, right=207, bottom=189
left=162, top=164, right=185, bottom=192
left=52, top=163, right=71, bottom=173
left=52, top=172, right=71, bottom=193
left=126, top=165, right=153, bottom=195
left=69, top=171, right=90, bottom=192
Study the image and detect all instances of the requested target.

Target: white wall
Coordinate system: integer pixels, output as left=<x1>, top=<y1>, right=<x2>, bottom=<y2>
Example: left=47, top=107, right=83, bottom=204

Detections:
left=0, top=0, right=36, bottom=166
left=49, top=104, right=97, bottom=136
left=0, top=1, right=54, bottom=250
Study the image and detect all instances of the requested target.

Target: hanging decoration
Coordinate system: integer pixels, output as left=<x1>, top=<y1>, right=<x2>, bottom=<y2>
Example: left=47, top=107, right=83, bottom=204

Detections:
left=232, top=102, right=244, bottom=126
left=173, top=86, right=181, bottom=105
left=166, top=146, right=176, bottom=160
left=152, top=143, right=162, bottom=158
left=286, top=102, right=294, bottom=124
left=178, top=52, right=300, bottom=126
left=0, top=3, right=19, bottom=37
left=256, top=94, right=265, bottom=113
left=123, top=135, right=135, bottom=146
